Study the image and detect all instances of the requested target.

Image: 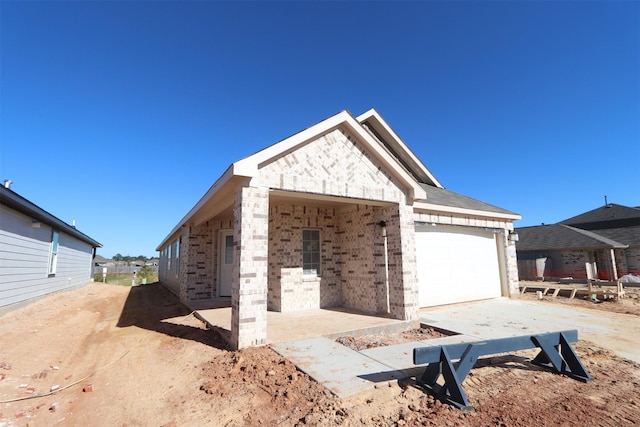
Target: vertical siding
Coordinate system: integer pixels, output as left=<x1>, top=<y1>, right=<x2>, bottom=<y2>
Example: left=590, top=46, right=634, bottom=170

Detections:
left=0, top=205, right=94, bottom=311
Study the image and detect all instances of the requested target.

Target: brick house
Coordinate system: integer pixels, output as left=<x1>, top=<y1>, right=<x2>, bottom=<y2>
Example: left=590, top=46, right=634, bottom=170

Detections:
left=516, top=203, right=640, bottom=281
left=157, top=109, right=521, bottom=349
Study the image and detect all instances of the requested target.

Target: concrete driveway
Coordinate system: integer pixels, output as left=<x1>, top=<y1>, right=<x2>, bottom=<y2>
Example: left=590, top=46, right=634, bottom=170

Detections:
left=274, top=297, right=640, bottom=398
left=420, top=298, right=640, bottom=363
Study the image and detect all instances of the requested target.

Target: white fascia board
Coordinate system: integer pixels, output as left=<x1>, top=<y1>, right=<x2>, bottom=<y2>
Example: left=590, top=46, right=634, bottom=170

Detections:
left=156, top=165, right=235, bottom=251
left=233, top=110, right=427, bottom=201
left=357, top=109, right=443, bottom=189
left=232, top=111, right=353, bottom=176
left=414, top=200, right=522, bottom=221
left=344, top=113, right=427, bottom=200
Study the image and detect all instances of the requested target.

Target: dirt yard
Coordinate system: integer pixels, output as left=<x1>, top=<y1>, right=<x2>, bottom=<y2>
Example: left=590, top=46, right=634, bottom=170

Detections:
left=1, top=282, right=639, bottom=426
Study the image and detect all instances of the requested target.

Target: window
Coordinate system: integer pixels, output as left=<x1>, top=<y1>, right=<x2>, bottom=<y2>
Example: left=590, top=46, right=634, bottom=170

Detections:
left=167, top=244, right=172, bottom=274
left=48, top=230, right=59, bottom=275
left=174, top=238, right=180, bottom=278
left=302, top=229, right=320, bottom=275
left=225, top=235, right=233, bottom=264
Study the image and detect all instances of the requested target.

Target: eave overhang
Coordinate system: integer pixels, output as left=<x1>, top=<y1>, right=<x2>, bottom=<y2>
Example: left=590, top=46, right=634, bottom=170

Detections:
left=356, top=109, right=443, bottom=188
left=413, top=200, right=522, bottom=221
left=0, top=186, right=102, bottom=248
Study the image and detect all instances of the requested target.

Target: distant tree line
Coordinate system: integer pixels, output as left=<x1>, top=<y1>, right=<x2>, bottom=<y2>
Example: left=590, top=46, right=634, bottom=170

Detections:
left=111, top=254, right=156, bottom=262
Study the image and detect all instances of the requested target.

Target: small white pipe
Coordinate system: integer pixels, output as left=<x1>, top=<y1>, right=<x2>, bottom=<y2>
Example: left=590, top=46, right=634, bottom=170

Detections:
left=382, top=225, right=390, bottom=314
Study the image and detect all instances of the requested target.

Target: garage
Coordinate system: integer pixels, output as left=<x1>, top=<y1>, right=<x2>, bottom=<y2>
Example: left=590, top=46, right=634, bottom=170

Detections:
left=415, top=225, right=502, bottom=307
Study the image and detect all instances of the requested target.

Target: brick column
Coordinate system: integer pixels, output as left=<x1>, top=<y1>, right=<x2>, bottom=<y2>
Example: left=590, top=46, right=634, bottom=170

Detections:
left=395, top=201, right=419, bottom=321
left=504, top=227, right=520, bottom=297
left=231, top=186, right=269, bottom=349
left=383, top=202, right=419, bottom=322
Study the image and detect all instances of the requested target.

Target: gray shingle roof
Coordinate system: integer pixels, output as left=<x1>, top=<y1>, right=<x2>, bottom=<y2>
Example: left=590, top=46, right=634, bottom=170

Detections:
left=419, top=184, right=518, bottom=215
left=0, top=186, right=101, bottom=248
left=592, top=225, right=640, bottom=247
left=560, top=204, right=640, bottom=228
left=515, top=224, right=627, bottom=252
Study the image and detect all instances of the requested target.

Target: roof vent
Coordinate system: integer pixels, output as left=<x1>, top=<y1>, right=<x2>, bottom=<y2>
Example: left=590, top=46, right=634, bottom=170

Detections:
left=3, top=180, right=12, bottom=189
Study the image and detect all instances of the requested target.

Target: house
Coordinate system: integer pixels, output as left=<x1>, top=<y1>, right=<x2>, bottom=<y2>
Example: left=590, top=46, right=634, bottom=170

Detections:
left=515, top=204, right=640, bottom=281
left=156, top=109, right=521, bottom=349
left=93, top=254, right=110, bottom=266
left=0, top=184, right=101, bottom=315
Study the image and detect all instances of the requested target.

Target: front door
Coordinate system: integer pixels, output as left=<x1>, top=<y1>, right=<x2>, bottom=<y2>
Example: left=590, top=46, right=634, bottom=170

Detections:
left=218, top=230, right=233, bottom=297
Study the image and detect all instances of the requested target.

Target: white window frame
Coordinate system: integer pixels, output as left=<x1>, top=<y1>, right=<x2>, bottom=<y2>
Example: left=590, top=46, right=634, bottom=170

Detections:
left=174, top=238, right=180, bottom=278
left=302, top=229, right=321, bottom=276
left=167, top=244, right=172, bottom=275
left=48, top=230, right=59, bottom=276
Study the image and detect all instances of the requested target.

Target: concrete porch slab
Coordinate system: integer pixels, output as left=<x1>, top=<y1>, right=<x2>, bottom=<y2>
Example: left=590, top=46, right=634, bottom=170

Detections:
left=194, top=305, right=417, bottom=344
left=272, top=337, right=395, bottom=397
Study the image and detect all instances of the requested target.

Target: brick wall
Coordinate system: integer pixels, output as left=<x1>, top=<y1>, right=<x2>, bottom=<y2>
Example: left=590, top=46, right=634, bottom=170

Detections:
left=258, top=126, right=414, bottom=317
left=622, top=247, right=640, bottom=275
left=268, top=204, right=341, bottom=312
left=180, top=216, right=234, bottom=302
left=258, top=128, right=406, bottom=203
left=338, top=205, right=378, bottom=313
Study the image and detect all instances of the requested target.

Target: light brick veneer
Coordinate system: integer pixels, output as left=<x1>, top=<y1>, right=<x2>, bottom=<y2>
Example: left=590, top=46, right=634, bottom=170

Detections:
left=268, top=204, right=341, bottom=312
left=231, top=186, right=269, bottom=349
left=161, top=121, right=520, bottom=349
left=258, top=129, right=406, bottom=203
left=179, top=216, right=234, bottom=302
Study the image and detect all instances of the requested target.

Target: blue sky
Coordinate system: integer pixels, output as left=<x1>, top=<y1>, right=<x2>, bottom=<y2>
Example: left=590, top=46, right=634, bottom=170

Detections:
left=1, top=0, right=638, bottom=258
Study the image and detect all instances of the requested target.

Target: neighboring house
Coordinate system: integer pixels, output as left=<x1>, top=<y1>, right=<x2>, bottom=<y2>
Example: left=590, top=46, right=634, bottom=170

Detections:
left=0, top=184, right=101, bottom=315
left=93, top=254, right=110, bottom=266
left=156, top=109, right=521, bottom=349
left=515, top=204, right=640, bottom=281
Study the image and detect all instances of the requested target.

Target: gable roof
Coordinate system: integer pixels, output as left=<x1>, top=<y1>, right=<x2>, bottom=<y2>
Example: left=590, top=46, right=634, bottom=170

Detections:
left=233, top=109, right=432, bottom=199
left=515, top=223, right=627, bottom=252
left=560, top=204, right=640, bottom=230
left=0, top=186, right=102, bottom=248
left=157, top=108, right=520, bottom=249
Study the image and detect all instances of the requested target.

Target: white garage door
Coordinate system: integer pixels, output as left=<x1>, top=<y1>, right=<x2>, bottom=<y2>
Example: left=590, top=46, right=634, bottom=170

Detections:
left=416, top=225, right=502, bottom=307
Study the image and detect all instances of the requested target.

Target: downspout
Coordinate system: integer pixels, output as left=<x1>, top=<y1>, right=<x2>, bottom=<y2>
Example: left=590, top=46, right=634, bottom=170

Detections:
left=379, top=221, right=390, bottom=314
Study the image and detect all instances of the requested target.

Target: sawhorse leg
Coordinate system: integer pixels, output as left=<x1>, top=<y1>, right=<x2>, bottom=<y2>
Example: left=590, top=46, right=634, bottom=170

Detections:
left=531, top=332, right=593, bottom=382
left=418, top=344, right=483, bottom=410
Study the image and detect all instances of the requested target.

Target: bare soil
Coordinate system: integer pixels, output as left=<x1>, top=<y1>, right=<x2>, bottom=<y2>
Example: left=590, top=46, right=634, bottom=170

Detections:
left=518, top=280, right=640, bottom=316
left=1, top=282, right=639, bottom=426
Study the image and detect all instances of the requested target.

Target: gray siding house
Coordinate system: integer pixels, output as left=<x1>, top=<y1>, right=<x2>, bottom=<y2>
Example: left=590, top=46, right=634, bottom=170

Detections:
left=157, top=109, right=521, bottom=349
left=0, top=184, right=101, bottom=315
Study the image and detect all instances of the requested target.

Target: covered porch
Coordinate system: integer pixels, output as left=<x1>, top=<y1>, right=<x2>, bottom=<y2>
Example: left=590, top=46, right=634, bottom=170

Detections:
left=178, top=184, right=417, bottom=349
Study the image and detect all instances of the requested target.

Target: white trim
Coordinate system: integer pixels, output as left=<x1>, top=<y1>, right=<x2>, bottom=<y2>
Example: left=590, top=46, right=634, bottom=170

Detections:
left=357, top=109, right=443, bottom=188
left=414, top=201, right=522, bottom=221
left=233, top=110, right=427, bottom=201
left=156, top=166, right=235, bottom=250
